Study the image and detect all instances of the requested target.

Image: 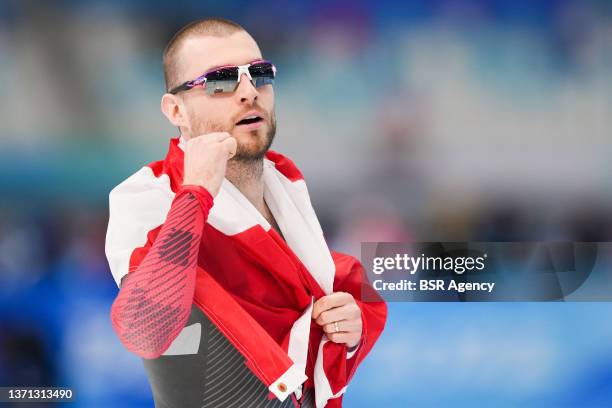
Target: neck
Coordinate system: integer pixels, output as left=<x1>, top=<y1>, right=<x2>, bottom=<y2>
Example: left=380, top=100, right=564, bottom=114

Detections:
left=225, top=158, right=265, bottom=211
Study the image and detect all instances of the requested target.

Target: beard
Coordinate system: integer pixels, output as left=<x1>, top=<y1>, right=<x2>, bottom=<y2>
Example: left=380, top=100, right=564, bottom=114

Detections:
left=233, top=112, right=276, bottom=162
left=187, top=105, right=276, bottom=163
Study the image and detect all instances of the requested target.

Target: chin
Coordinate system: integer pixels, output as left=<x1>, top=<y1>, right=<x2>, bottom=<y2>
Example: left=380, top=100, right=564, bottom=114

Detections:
left=236, top=143, right=269, bottom=161
left=233, top=129, right=274, bottom=161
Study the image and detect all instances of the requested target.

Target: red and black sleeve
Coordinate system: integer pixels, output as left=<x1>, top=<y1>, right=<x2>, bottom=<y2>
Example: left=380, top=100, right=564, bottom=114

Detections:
left=110, top=184, right=213, bottom=359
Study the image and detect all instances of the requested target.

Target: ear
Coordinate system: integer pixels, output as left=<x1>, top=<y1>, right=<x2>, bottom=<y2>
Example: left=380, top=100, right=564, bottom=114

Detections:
left=161, top=93, right=187, bottom=127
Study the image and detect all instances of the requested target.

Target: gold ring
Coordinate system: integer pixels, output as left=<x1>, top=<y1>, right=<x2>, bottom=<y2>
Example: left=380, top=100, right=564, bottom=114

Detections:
left=334, top=321, right=339, bottom=333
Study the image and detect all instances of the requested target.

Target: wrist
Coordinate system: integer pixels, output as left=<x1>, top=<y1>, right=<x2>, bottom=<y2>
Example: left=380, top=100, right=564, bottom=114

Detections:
left=177, top=184, right=214, bottom=215
left=182, top=178, right=218, bottom=197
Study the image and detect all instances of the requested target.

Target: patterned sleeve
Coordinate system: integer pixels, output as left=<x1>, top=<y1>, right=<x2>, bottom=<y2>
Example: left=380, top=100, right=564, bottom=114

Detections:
left=110, top=184, right=213, bottom=359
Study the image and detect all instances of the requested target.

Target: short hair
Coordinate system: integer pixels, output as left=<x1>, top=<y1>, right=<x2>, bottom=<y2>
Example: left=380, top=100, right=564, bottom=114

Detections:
left=163, top=17, right=245, bottom=92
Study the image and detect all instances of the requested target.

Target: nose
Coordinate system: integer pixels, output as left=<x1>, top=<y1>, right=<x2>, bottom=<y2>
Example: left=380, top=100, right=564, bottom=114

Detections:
left=235, top=72, right=258, bottom=105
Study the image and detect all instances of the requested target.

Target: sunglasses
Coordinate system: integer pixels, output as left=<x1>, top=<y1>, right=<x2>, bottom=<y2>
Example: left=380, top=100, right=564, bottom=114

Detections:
left=169, top=59, right=276, bottom=95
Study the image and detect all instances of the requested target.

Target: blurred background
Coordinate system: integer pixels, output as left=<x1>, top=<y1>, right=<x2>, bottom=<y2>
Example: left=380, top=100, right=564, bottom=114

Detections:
left=1, top=0, right=612, bottom=406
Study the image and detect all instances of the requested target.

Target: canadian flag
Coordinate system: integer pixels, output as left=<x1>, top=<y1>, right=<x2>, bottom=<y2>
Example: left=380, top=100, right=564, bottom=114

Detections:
left=105, top=136, right=387, bottom=407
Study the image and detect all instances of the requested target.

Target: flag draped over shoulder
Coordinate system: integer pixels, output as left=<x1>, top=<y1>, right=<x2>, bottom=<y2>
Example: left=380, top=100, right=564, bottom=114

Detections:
left=105, top=136, right=387, bottom=407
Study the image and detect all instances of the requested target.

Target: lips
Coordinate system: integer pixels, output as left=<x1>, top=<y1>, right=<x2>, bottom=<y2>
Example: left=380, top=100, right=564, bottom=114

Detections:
left=235, top=111, right=264, bottom=126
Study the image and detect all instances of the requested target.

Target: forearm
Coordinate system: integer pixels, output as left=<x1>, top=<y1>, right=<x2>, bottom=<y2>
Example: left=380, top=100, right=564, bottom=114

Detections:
left=110, top=185, right=213, bottom=358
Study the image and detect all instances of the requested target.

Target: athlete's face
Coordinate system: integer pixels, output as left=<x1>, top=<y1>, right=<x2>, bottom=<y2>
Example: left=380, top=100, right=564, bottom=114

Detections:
left=162, top=31, right=276, bottom=161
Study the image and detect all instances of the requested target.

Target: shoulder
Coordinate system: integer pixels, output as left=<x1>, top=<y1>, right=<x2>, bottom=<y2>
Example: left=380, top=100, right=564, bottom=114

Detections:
left=107, top=160, right=175, bottom=231
left=105, top=161, right=175, bottom=286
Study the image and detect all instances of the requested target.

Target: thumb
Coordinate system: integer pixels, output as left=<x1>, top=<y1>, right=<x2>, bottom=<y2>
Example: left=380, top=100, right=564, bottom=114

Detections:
left=222, top=137, right=237, bottom=159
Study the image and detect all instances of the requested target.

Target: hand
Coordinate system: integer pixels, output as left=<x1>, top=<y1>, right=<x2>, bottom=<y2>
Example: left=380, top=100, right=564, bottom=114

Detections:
left=182, top=132, right=237, bottom=197
left=312, top=292, right=362, bottom=348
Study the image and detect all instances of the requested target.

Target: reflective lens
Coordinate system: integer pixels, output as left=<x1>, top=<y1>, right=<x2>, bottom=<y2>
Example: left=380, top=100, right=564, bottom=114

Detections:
left=248, top=62, right=275, bottom=88
left=205, top=67, right=239, bottom=95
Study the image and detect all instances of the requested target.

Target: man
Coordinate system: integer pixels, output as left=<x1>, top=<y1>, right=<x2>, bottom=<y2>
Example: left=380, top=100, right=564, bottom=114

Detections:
left=105, top=17, right=386, bottom=408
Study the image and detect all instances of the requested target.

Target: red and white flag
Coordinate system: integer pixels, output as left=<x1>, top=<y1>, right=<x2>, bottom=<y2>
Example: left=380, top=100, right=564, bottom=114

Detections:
left=105, top=136, right=387, bottom=407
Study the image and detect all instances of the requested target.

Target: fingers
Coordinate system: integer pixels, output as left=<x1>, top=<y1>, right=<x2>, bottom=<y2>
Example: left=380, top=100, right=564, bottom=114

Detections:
left=191, top=131, right=232, bottom=143
left=187, top=132, right=236, bottom=159
left=326, top=331, right=361, bottom=346
left=312, top=292, right=353, bottom=320
left=312, top=292, right=363, bottom=348
left=181, top=131, right=236, bottom=196
left=221, top=136, right=237, bottom=159
left=314, top=303, right=361, bottom=326
left=322, top=319, right=361, bottom=334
